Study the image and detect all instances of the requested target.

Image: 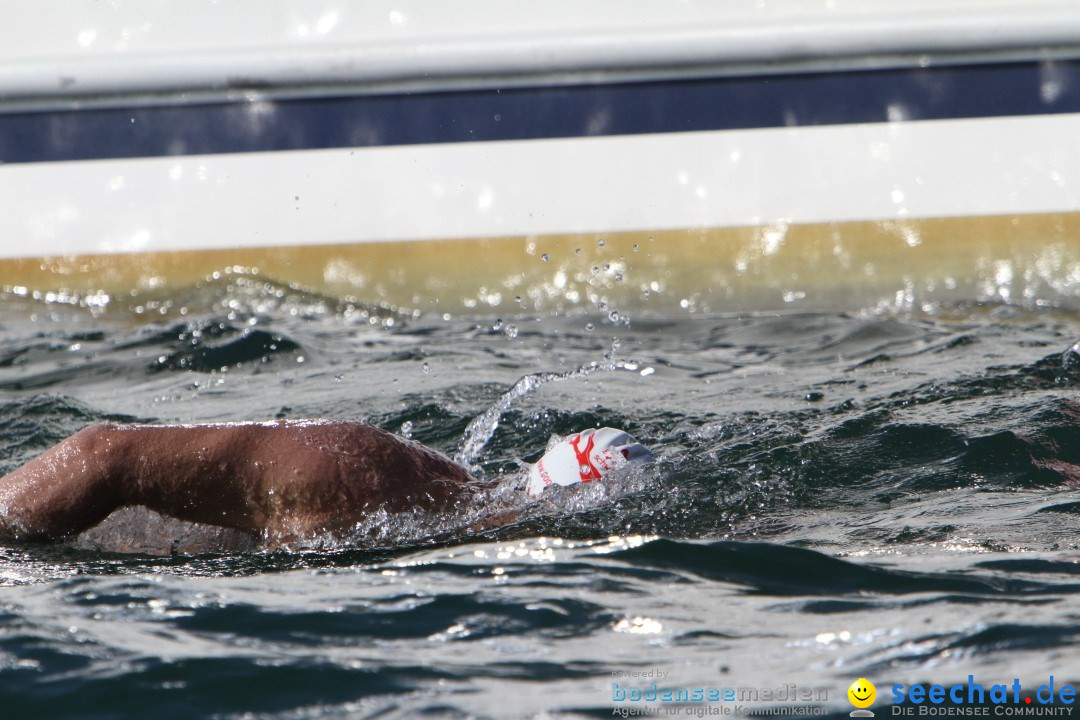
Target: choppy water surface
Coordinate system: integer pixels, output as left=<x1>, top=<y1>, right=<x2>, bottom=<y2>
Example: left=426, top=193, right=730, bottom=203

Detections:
left=0, top=279, right=1078, bottom=719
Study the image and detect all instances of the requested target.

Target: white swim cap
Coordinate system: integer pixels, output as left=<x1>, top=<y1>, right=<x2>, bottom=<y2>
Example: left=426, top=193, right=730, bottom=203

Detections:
left=525, top=427, right=655, bottom=497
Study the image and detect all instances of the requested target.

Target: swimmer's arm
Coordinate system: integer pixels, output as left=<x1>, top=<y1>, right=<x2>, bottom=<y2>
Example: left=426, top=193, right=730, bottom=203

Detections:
left=0, top=425, right=126, bottom=540
left=0, top=422, right=514, bottom=543
left=0, top=424, right=265, bottom=541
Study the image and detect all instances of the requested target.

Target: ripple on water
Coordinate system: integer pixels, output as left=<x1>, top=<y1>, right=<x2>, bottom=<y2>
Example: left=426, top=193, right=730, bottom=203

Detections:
left=1, top=298, right=1080, bottom=715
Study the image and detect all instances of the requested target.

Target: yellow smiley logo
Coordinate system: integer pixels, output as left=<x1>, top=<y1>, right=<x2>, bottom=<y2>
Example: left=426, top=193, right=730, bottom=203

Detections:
left=848, top=678, right=876, bottom=708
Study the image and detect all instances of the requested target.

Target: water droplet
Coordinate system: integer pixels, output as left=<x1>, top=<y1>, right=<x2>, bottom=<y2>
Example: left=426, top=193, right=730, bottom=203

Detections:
left=597, top=238, right=605, bottom=247
left=633, top=244, right=639, bottom=252
left=400, top=420, right=414, bottom=439
left=585, top=322, right=595, bottom=332
left=421, top=362, right=431, bottom=374
left=575, top=248, right=581, bottom=254
left=541, top=253, right=549, bottom=262
left=505, top=324, right=518, bottom=338
left=493, top=319, right=504, bottom=332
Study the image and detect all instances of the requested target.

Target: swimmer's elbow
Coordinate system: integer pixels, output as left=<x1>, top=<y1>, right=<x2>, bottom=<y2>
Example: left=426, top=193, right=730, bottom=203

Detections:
left=71, top=422, right=121, bottom=444
left=65, top=423, right=135, bottom=495
left=67, top=423, right=130, bottom=460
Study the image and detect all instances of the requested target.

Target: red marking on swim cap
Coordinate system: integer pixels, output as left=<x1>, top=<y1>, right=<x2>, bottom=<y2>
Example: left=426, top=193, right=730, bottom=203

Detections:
left=570, top=433, right=603, bottom=483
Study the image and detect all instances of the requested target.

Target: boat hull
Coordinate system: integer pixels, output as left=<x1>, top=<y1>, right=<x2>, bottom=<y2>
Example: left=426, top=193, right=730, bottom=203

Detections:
left=3, top=5, right=1080, bottom=314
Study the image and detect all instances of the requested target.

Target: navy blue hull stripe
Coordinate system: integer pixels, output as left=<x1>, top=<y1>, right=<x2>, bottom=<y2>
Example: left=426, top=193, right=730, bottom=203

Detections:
left=1, top=59, right=1078, bottom=165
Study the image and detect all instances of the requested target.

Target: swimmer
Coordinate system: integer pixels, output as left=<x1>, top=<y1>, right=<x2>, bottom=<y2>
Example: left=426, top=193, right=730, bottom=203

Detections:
left=0, top=421, right=652, bottom=546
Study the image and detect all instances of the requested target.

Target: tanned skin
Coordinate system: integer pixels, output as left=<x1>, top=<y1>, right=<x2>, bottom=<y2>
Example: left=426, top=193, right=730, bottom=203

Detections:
left=0, top=421, right=479, bottom=545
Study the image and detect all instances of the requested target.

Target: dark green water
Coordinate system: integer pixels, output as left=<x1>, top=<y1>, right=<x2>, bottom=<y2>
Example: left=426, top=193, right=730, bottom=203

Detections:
left=0, top=278, right=1078, bottom=719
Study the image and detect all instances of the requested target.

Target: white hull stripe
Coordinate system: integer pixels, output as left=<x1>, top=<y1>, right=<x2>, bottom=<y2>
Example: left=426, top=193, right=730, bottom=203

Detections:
left=1, top=112, right=1079, bottom=259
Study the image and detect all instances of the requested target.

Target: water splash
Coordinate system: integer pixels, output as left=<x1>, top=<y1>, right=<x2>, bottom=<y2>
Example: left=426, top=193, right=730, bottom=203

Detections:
left=453, top=338, right=621, bottom=473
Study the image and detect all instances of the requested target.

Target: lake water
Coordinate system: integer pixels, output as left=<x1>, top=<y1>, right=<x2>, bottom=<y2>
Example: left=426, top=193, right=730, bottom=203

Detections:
left=0, top=276, right=1078, bottom=718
